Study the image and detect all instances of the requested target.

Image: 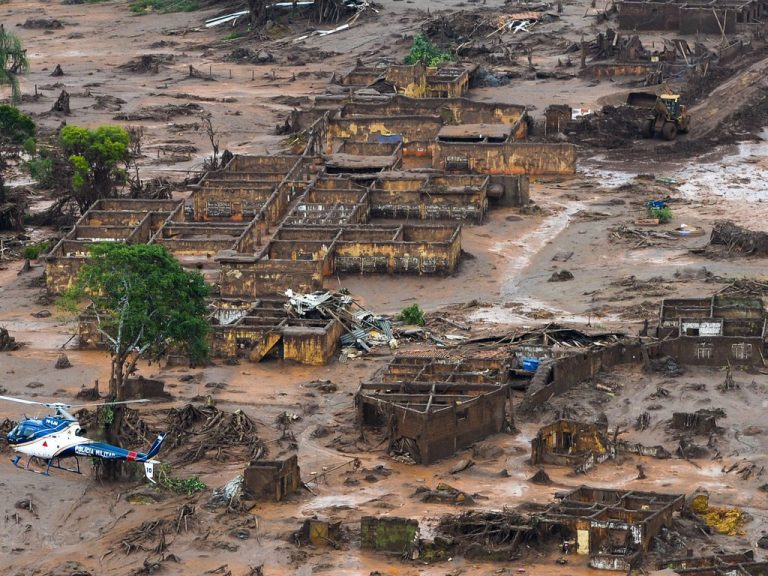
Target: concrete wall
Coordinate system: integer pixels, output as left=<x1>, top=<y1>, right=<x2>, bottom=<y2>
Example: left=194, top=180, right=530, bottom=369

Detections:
left=360, top=385, right=509, bottom=464
left=326, top=116, right=444, bottom=152
left=659, top=336, right=765, bottom=366
left=679, top=7, right=737, bottom=34
left=520, top=342, right=647, bottom=412
left=433, top=142, right=576, bottom=176
left=618, top=1, right=680, bottom=30
left=244, top=455, right=301, bottom=501
left=361, top=516, right=419, bottom=553
left=342, top=96, right=526, bottom=128
left=282, top=320, right=344, bottom=365
left=333, top=226, right=461, bottom=275
left=219, top=258, right=323, bottom=299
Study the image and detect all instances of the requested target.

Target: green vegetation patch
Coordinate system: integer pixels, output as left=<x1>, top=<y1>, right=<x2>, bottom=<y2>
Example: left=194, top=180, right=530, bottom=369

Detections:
left=398, top=303, right=426, bottom=326
left=129, top=0, right=200, bottom=14
left=0, top=105, right=35, bottom=144
left=404, top=33, right=453, bottom=67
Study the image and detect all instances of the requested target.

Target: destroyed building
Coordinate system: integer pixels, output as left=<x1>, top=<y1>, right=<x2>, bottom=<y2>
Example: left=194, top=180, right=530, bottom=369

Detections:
left=618, top=0, right=765, bottom=34
left=340, top=62, right=474, bottom=99
left=531, top=419, right=671, bottom=473
left=657, top=295, right=767, bottom=366
left=244, top=455, right=301, bottom=502
left=539, top=486, right=685, bottom=571
left=531, top=419, right=610, bottom=469
left=46, top=91, right=578, bottom=370
left=356, top=350, right=512, bottom=464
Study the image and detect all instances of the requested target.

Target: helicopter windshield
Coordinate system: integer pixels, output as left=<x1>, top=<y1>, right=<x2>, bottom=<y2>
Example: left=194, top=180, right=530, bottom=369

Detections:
left=9, top=424, right=37, bottom=442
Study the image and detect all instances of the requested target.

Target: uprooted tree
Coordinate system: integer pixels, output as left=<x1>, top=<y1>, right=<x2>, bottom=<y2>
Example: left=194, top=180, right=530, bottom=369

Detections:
left=59, top=124, right=131, bottom=213
left=0, top=25, right=29, bottom=103
left=61, top=243, right=210, bottom=398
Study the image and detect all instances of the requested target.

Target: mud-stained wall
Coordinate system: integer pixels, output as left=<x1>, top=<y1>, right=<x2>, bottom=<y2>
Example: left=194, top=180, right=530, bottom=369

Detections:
left=282, top=321, right=344, bottom=365
left=360, top=386, right=508, bottom=464
left=521, top=342, right=647, bottom=411
left=244, top=455, right=301, bottom=501
left=361, top=516, right=419, bottom=553
left=219, top=258, right=323, bottom=299
left=370, top=176, right=488, bottom=222
left=679, top=7, right=737, bottom=34
left=584, top=63, right=660, bottom=78
left=618, top=1, right=739, bottom=33
left=433, top=142, right=576, bottom=176
left=193, top=187, right=275, bottom=222
left=333, top=226, right=461, bottom=275
left=341, top=96, right=526, bottom=128
left=618, top=1, right=680, bottom=30
left=326, top=117, right=443, bottom=152
left=659, top=336, right=766, bottom=366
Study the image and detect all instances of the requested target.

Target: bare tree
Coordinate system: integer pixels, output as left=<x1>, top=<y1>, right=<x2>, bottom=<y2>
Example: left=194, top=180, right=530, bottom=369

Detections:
left=200, top=114, right=220, bottom=171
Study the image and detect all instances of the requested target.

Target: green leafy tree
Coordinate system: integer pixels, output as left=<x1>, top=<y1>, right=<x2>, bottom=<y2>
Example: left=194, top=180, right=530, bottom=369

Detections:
left=0, top=105, right=35, bottom=144
left=0, top=25, right=29, bottom=103
left=59, top=125, right=130, bottom=212
left=61, top=243, right=210, bottom=397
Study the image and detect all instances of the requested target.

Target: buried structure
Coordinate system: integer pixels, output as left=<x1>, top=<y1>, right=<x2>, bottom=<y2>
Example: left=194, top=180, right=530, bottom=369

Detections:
left=539, top=486, right=685, bottom=571
left=531, top=419, right=671, bottom=473
left=656, top=294, right=767, bottom=366
left=356, top=350, right=513, bottom=463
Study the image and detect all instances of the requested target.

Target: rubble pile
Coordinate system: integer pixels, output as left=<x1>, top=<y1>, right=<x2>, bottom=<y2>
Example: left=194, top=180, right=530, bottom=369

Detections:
left=573, top=105, right=649, bottom=148
left=0, top=418, right=16, bottom=452
left=285, top=289, right=395, bottom=353
left=164, top=404, right=266, bottom=465
left=0, top=327, right=19, bottom=351
left=117, top=54, right=174, bottom=74
left=710, top=220, right=768, bottom=256
left=434, top=510, right=534, bottom=558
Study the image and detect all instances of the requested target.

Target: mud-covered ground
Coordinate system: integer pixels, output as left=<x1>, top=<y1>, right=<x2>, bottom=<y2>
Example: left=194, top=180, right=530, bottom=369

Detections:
left=2, top=0, right=768, bottom=573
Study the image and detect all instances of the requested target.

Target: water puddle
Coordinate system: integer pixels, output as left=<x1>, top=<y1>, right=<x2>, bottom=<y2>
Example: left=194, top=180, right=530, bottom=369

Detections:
left=585, top=133, right=768, bottom=204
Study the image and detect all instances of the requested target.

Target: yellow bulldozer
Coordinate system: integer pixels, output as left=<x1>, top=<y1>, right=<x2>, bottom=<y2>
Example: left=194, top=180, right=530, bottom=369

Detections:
left=627, top=92, right=691, bottom=141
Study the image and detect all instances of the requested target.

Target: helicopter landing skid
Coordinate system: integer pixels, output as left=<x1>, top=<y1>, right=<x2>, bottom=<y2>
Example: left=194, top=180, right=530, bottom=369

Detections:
left=12, top=454, right=82, bottom=476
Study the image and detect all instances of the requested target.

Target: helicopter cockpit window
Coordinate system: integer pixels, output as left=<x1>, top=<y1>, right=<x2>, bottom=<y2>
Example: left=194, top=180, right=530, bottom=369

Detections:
left=12, top=425, right=37, bottom=441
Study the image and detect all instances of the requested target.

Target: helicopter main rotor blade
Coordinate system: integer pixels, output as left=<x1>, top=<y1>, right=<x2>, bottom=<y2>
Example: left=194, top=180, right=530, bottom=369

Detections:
left=66, top=399, right=152, bottom=408
left=0, top=395, right=47, bottom=406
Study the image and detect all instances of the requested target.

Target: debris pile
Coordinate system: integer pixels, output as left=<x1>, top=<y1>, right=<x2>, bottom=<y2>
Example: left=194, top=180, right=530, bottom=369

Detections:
left=710, top=221, right=768, bottom=256
left=20, top=17, right=64, bottom=29
left=415, top=483, right=475, bottom=506
left=114, top=103, right=203, bottom=122
left=165, top=404, right=265, bottom=465
left=226, top=48, right=274, bottom=64
left=434, top=510, right=533, bottom=558
left=573, top=105, right=650, bottom=148
left=0, top=418, right=16, bottom=452
left=0, top=327, right=19, bottom=351
left=117, top=54, right=174, bottom=74
left=284, top=289, right=395, bottom=353
left=0, top=189, right=28, bottom=232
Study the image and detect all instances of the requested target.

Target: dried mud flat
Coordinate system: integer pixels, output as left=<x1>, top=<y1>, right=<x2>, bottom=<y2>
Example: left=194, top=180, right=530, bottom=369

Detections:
left=2, top=0, right=768, bottom=574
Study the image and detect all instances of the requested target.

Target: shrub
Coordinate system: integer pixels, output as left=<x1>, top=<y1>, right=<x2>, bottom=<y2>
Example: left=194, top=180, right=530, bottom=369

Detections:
left=25, top=155, right=54, bottom=188
left=157, top=464, right=207, bottom=494
left=0, top=105, right=35, bottom=144
left=648, top=205, right=672, bottom=223
left=404, top=34, right=453, bottom=67
left=129, top=0, right=200, bottom=13
left=398, top=303, right=425, bottom=326
left=23, top=241, right=52, bottom=260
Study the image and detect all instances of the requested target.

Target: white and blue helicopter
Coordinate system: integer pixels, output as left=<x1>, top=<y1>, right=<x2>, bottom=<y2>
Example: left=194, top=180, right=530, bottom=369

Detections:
left=1, top=395, right=166, bottom=482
